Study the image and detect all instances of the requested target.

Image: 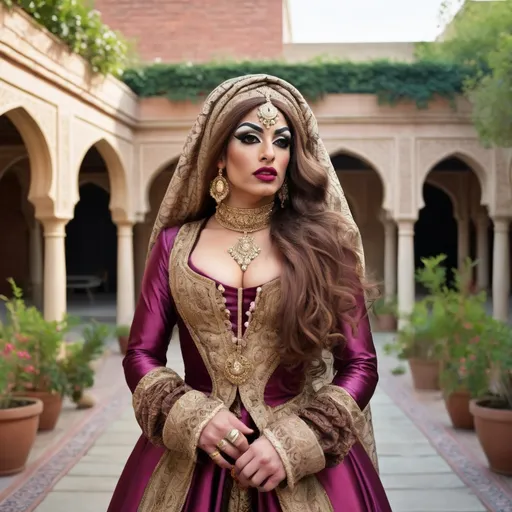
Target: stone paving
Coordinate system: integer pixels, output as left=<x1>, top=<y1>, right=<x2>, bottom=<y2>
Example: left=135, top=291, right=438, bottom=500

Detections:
left=20, top=334, right=493, bottom=512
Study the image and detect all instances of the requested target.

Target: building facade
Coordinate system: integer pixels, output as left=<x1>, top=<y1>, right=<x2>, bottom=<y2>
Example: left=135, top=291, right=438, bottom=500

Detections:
left=0, top=3, right=511, bottom=327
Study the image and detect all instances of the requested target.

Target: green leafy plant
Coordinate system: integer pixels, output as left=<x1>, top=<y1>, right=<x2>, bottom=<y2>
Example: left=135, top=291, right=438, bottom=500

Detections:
left=385, top=255, right=449, bottom=361
left=0, top=279, right=73, bottom=396
left=372, top=296, right=397, bottom=317
left=59, top=321, right=109, bottom=404
left=121, top=60, right=473, bottom=107
left=1, top=0, right=131, bottom=77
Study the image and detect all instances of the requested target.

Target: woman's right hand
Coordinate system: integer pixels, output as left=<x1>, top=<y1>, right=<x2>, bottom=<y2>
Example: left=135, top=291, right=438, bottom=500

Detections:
left=198, top=409, right=254, bottom=469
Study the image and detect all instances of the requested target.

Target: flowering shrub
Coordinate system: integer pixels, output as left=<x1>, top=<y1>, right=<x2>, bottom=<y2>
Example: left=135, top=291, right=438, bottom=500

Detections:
left=0, top=332, right=37, bottom=408
left=0, top=279, right=70, bottom=402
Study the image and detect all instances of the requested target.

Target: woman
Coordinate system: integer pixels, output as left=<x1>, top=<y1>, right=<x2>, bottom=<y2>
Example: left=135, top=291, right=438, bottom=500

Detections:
left=108, top=74, right=392, bottom=512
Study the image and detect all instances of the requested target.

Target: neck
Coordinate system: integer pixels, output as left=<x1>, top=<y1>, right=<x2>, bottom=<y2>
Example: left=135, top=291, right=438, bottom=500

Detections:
left=223, top=193, right=275, bottom=210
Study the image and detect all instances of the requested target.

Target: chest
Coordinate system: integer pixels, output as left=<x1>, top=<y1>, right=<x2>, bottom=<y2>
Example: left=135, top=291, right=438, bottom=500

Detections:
left=190, top=227, right=281, bottom=289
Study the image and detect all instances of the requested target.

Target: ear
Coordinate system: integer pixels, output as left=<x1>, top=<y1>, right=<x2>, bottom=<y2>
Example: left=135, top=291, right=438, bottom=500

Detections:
left=217, top=156, right=226, bottom=169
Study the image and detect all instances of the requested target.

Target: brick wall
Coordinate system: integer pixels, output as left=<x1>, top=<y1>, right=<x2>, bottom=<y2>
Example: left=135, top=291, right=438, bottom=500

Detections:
left=93, top=0, right=283, bottom=63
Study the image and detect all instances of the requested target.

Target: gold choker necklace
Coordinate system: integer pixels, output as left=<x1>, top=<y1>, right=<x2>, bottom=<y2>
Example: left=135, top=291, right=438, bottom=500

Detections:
left=215, top=202, right=273, bottom=272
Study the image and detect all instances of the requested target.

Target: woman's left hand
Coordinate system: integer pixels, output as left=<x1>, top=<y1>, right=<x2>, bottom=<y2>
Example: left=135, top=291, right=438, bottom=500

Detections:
left=234, top=437, right=286, bottom=492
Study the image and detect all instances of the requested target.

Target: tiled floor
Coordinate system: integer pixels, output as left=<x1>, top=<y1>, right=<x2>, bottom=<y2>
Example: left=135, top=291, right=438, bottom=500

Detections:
left=26, top=334, right=494, bottom=512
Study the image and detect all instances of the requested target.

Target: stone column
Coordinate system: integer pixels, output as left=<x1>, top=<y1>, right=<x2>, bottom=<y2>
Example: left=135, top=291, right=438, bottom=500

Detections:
left=42, top=218, right=68, bottom=321
left=457, top=217, right=470, bottom=270
left=384, top=220, right=397, bottom=300
left=476, top=212, right=490, bottom=291
left=29, top=220, right=44, bottom=310
left=397, top=220, right=416, bottom=329
left=117, top=222, right=135, bottom=326
left=492, top=218, right=511, bottom=321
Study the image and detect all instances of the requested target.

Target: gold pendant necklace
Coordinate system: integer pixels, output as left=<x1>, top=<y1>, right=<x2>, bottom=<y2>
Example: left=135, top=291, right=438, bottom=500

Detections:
left=215, top=202, right=273, bottom=272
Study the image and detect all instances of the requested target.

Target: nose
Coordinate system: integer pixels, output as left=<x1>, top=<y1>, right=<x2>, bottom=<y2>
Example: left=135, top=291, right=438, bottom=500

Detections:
left=260, top=140, right=275, bottom=163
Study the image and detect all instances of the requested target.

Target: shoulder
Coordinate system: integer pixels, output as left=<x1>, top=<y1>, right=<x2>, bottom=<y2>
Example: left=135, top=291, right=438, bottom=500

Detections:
left=158, top=219, right=205, bottom=251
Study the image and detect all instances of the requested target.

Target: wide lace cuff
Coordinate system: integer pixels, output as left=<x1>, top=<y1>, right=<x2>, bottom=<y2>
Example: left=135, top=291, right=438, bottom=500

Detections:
left=133, top=367, right=192, bottom=446
left=299, top=385, right=368, bottom=467
left=162, top=390, right=227, bottom=459
left=262, top=414, right=326, bottom=489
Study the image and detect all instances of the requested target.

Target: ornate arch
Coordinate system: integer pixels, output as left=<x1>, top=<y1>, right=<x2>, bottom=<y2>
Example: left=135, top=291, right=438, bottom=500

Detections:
left=143, top=156, right=179, bottom=215
left=0, top=106, right=55, bottom=217
left=416, top=139, right=491, bottom=207
left=74, top=138, right=130, bottom=223
left=422, top=176, right=458, bottom=217
left=325, top=139, right=392, bottom=212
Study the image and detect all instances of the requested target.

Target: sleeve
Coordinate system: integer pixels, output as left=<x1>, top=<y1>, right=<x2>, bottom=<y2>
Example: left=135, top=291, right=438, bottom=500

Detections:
left=262, top=293, right=376, bottom=488
left=125, top=227, right=226, bottom=453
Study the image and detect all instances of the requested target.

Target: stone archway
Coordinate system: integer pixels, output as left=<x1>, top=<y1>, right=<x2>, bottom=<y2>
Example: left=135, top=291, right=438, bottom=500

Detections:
left=0, top=112, right=48, bottom=306
left=74, top=138, right=130, bottom=224
left=418, top=156, right=487, bottom=290
left=133, top=159, right=178, bottom=299
left=330, top=152, right=388, bottom=285
left=0, top=107, right=54, bottom=216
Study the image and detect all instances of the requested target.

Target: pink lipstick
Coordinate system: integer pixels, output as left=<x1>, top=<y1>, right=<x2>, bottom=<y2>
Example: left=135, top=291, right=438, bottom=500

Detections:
left=253, top=167, right=277, bottom=182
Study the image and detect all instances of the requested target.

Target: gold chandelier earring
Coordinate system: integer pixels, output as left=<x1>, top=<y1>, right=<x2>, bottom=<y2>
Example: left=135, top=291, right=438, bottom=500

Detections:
left=210, top=168, right=230, bottom=204
left=278, top=180, right=289, bottom=208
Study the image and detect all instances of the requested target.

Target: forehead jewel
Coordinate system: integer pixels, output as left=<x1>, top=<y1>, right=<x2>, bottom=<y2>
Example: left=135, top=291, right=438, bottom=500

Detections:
left=257, top=92, right=279, bottom=129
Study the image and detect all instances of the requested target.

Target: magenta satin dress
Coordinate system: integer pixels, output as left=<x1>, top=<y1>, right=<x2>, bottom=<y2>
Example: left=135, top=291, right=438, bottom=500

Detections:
left=107, top=226, right=392, bottom=511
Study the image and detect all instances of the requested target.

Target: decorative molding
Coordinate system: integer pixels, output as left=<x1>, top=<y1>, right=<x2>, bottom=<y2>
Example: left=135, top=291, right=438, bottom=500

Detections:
left=416, top=138, right=491, bottom=207
left=324, top=137, right=394, bottom=212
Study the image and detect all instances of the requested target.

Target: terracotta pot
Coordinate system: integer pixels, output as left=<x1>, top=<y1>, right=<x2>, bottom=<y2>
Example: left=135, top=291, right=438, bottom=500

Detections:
left=443, top=390, right=474, bottom=430
left=375, top=314, right=397, bottom=332
left=0, top=397, right=43, bottom=475
left=470, top=399, right=512, bottom=475
left=408, top=359, right=440, bottom=390
left=118, top=335, right=129, bottom=356
left=19, top=391, right=62, bottom=431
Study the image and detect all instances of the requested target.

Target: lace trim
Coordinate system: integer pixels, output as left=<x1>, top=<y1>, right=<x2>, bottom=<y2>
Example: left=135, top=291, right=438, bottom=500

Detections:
left=162, top=390, right=227, bottom=459
left=263, top=414, right=326, bottom=489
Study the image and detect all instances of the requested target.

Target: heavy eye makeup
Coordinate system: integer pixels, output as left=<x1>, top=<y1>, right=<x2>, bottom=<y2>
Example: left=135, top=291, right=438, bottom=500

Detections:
left=233, top=123, right=292, bottom=149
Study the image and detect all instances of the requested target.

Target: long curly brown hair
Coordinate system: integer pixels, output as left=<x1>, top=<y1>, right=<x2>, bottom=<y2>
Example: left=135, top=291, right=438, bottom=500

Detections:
left=183, top=97, right=377, bottom=375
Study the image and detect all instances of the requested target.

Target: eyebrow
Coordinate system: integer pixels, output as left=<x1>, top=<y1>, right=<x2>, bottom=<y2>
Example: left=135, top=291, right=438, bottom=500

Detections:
left=235, top=122, right=291, bottom=136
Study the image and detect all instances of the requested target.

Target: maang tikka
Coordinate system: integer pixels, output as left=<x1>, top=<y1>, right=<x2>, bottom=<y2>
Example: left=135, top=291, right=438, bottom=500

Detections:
left=210, top=167, right=230, bottom=204
left=257, top=92, right=279, bottom=129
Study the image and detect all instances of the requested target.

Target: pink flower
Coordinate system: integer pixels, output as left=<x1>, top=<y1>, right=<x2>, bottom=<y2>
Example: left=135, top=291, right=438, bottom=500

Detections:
left=459, top=357, right=466, bottom=364
left=17, top=351, right=31, bottom=360
left=463, top=323, right=473, bottom=330
left=469, top=336, right=480, bottom=344
left=3, top=343, right=14, bottom=355
left=469, top=354, right=476, bottom=361
left=24, top=365, right=36, bottom=373
left=14, top=333, right=29, bottom=343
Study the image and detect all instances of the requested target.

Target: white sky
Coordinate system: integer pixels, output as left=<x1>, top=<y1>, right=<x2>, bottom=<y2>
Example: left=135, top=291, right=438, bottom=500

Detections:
left=289, top=0, right=454, bottom=43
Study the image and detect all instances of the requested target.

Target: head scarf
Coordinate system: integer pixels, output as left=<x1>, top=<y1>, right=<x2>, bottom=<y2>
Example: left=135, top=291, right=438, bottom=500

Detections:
left=148, top=74, right=365, bottom=270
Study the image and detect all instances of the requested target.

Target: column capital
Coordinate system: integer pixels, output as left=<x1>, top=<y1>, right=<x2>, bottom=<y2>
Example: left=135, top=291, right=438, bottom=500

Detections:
left=397, top=219, right=415, bottom=235
left=492, top=217, right=511, bottom=233
left=41, top=217, right=70, bottom=237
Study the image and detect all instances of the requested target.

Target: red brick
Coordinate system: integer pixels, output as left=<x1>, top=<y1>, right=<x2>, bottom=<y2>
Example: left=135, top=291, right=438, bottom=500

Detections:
left=93, top=0, right=283, bottom=63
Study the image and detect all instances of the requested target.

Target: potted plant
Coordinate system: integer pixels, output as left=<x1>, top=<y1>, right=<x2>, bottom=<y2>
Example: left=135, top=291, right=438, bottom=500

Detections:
left=372, top=296, right=397, bottom=332
left=469, top=318, right=512, bottom=475
left=2, top=279, right=71, bottom=431
left=0, top=328, right=43, bottom=475
left=385, top=255, right=447, bottom=390
left=115, top=324, right=130, bottom=355
left=59, top=322, right=108, bottom=409
left=436, top=258, right=489, bottom=430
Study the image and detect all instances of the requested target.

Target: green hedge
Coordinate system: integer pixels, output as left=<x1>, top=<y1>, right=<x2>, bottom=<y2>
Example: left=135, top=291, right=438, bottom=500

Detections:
left=121, top=60, right=473, bottom=106
left=1, top=0, right=129, bottom=77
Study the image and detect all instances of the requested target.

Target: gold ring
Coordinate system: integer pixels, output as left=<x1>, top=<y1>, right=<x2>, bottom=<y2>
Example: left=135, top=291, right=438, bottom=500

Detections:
left=217, top=439, right=228, bottom=450
left=225, top=428, right=240, bottom=444
left=209, top=450, right=221, bottom=460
